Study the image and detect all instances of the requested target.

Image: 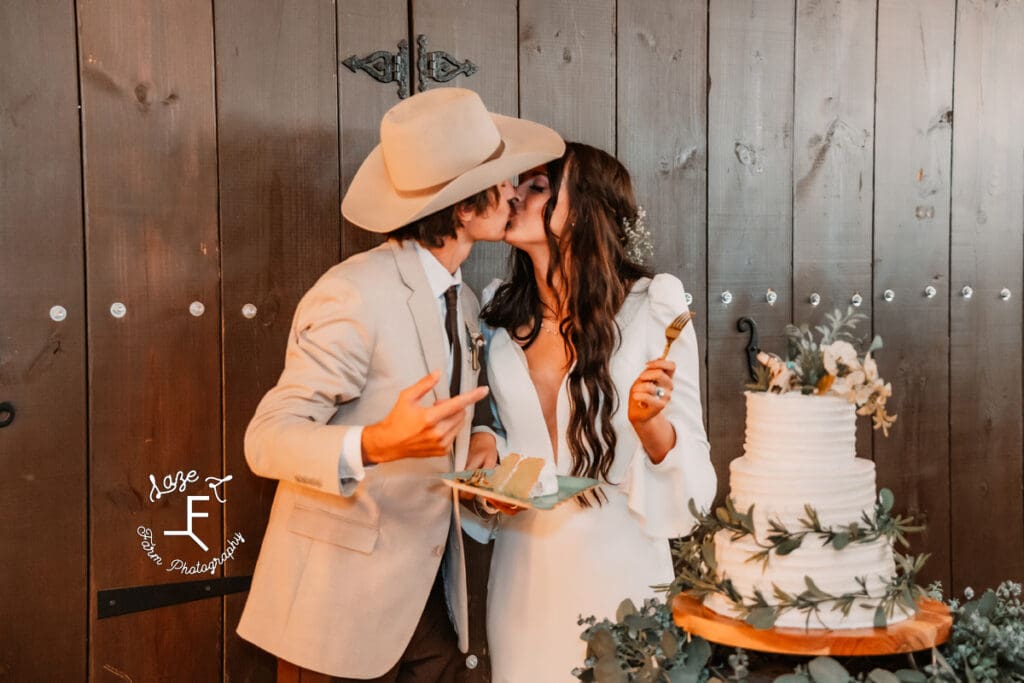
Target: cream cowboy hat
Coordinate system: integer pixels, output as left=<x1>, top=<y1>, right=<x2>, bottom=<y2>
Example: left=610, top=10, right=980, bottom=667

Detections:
left=342, top=88, right=565, bottom=233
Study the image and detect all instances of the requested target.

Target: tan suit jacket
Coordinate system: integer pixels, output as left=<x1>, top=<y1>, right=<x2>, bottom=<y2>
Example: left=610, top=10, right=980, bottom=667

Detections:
left=237, top=239, right=481, bottom=679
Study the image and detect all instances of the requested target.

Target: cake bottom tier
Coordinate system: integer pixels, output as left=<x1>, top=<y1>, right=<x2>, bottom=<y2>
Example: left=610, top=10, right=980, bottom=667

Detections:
left=705, top=531, right=911, bottom=630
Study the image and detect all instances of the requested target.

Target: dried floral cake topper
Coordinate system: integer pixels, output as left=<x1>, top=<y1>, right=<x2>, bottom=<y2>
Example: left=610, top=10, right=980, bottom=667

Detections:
left=747, top=308, right=898, bottom=435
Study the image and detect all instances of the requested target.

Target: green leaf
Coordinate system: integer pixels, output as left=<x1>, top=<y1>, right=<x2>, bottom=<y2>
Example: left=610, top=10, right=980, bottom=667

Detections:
left=804, top=577, right=831, bottom=600
left=808, top=656, right=851, bottom=683
left=867, top=669, right=901, bottom=683
left=776, top=536, right=804, bottom=555
left=681, top=637, right=711, bottom=672
left=879, top=489, right=895, bottom=513
left=589, top=629, right=618, bottom=658
left=593, top=656, right=628, bottom=683
left=976, top=589, right=997, bottom=618
left=893, top=670, right=927, bottom=683
left=660, top=630, right=678, bottom=658
left=701, top=540, right=717, bottom=571
left=615, top=598, right=637, bottom=623
left=873, top=604, right=887, bottom=628
left=831, top=532, right=850, bottom=550
left=746, top=606, right=778, bottom=630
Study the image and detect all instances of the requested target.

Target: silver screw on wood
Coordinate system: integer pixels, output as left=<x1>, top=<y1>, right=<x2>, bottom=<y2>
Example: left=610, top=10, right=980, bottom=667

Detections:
left=242, top=303, right=258, bottom=319
left=961, top=286, right=973, bottom=299
left=924, top=286, right=937, bottom=298
left=883, top=289, right=895, bottom=302
left=765, top=289, right=778, bottom=306
left=720, top=291, right=733, bottom=305
left=808, top=292, right=821, bottom=307
left=49, top=305, right=67, bottom=322
left=110, top=302, right=127, bottom=318
left=189, top=301, right=205, bottom=317
left=1000, top=288, right=1012, bottom=301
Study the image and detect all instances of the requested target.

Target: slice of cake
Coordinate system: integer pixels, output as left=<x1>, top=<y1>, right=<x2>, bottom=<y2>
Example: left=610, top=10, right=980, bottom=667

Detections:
left=486, top=454, right=558, bottom=498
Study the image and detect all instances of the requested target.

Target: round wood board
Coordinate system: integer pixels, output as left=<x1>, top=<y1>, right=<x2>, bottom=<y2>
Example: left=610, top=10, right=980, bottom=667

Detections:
left=672, top=593, right=952, bottom=656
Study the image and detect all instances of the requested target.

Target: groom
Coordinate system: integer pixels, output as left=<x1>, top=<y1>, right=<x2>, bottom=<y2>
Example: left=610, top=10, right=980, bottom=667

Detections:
left=237, top=88, right=563, bottom=681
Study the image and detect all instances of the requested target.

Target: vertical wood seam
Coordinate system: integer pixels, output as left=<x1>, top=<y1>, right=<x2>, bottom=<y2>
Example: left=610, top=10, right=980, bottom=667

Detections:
left=947, top=0, right=959, bottom=591
left=71, top=0, right=92, bottom=678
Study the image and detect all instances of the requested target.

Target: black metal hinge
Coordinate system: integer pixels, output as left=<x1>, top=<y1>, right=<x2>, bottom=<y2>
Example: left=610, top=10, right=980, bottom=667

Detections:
left=342, top=34, right=477, bottom=99
left=97, top=575, right=252, bottom=619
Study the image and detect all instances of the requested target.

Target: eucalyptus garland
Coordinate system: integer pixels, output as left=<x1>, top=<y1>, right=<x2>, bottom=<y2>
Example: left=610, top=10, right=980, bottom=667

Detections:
left=687, top=489, right=923, bottom=570
left=670, top=492, right=929, bottom=630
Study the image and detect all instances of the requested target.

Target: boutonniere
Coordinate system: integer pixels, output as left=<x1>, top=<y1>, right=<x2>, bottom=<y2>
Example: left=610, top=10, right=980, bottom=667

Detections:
left=470, top=333, right=485, bottom=371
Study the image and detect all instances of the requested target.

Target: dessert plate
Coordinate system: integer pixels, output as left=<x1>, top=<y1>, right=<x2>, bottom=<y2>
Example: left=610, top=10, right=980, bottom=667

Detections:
left=441, top=469, right=601, bottom=510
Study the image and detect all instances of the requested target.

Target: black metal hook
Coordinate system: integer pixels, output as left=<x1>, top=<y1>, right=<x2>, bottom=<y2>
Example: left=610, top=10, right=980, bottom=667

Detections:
left=736, top=317, right=760, bottom=381
left=0, top=402, right=14, bottom=429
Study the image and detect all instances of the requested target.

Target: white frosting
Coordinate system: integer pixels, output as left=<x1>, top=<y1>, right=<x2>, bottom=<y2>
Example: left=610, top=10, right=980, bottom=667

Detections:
left=528, top=461, right=559, bottom=497
left=705, top=392, right=907, bottom=630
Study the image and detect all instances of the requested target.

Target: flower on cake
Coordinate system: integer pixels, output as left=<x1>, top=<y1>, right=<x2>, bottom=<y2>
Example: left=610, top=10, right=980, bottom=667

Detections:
left=747, top=308, right=898, bottom=435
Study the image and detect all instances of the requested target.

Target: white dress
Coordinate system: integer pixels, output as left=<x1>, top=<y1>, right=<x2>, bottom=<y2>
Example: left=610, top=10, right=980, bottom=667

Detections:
left=479, top=274, right=717, bottom=683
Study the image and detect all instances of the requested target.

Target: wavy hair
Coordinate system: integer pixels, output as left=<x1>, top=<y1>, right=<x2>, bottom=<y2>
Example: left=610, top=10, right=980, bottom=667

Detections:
left=481, top=142, right=653, bottom=505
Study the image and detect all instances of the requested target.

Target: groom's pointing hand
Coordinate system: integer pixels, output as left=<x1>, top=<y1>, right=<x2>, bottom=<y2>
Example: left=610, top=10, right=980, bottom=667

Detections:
left=361, top=370, right=489, bottom=464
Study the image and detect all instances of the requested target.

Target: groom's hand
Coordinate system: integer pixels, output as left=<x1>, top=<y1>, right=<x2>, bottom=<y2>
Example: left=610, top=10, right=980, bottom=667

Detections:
left=361, top=370, right=489, bottom=464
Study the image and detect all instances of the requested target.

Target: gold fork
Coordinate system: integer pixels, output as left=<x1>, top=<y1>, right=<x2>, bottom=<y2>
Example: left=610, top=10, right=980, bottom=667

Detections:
left=660, top=310, right=696, bottom=360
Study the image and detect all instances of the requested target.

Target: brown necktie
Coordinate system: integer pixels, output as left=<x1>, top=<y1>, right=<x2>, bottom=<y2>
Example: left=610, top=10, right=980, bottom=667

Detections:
left=443, top=285, right=461, bottom=398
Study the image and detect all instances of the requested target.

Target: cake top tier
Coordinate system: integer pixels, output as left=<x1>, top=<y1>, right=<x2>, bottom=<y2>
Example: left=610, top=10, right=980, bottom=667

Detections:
left=744, top=390, right=857, bottom=463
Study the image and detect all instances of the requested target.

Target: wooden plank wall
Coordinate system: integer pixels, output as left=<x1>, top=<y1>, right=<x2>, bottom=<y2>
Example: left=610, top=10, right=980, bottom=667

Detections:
left=214, top=1, right=342, bottom=680
left=949, top=0, right=1024, bottom=591
left=707, top=0, right=795, bottom=503
left=78, top=1, right=224, bottom=680
left=3, top=1, right=1024, bottom=680
left=0, top=1, right=87, bottom=680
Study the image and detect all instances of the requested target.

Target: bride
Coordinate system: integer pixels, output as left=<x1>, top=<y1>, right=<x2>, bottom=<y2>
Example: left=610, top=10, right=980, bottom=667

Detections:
left=468, top=142, right=717, bottom=682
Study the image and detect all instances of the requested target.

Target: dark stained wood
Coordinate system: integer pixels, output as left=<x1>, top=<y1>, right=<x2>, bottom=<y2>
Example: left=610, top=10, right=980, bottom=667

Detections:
left=78, top=0, right=223, bottom=679
left=518, top=0, right=616, bottom=154
left=617, top=0, right=709, bottom=421
left=0, top=1, right=87, bottom=680
left=338, top=0, right=408, bottom=260
left=707, top=0, right=796, bottom=503
left=793, top=0, right=876, bottom=460
left=214, top=1, right=342, bottom=680
left=413, top=0, right=518, bottom=296
left=949, top=0, right=1024, bottom=592
left=872, top=0, right=955, bottom=589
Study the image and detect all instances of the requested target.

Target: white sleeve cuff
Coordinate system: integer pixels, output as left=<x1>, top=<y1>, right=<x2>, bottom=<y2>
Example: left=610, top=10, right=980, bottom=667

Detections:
left=337, top=426, right=368, bottom=496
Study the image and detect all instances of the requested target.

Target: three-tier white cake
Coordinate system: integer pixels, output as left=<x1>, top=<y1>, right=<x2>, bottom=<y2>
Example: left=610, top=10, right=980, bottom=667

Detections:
left=703, top=391, right=907, bottom=629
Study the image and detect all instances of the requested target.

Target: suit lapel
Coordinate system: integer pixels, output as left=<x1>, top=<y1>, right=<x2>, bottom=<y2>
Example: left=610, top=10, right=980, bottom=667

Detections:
left=390, top=240, right=449, bottom=403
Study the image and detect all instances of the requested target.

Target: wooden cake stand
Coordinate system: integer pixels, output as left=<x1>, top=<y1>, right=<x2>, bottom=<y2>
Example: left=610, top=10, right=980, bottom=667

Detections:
left=673, top=593, right=952, bottom=656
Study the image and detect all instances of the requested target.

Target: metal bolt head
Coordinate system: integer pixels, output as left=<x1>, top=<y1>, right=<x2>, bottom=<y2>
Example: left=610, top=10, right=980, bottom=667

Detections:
left=961, top=286, right=974, bottom=299
left=189, top=301, right=205, bottom=317
left=242, top=303, right=258, bottom=319
left=924, top=286, right=937, bottom=298
left=720, top=291, right=733, bottom=305
left=110, top=302, right=127, bottom=318
left=49, top=305, right=68, bottom=322
left=765, top=288, right=778, bottom=306
left=851, top=292, right=863, bottom=307
left=808, top=292, right=821, bottom=307
left=684, top=292, right=693, bottom=307
left=883, top=289, right=895, bottom=302
left=465, top=655, right=479, bottom=670
left=1001, top=288, right=1012, bottom=301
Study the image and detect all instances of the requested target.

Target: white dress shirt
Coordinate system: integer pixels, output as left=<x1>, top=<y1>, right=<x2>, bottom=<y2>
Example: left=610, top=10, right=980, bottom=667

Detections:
left=336, top=241, right=461, bottom=491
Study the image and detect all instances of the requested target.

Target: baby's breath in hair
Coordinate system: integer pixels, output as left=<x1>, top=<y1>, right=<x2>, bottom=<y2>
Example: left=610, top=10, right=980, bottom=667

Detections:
left=622, top=206, right=653, bottom=265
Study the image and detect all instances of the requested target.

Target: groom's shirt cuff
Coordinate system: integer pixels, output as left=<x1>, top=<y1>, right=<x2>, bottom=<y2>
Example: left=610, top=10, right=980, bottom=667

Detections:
left=337, top=426, right=369, bottom=496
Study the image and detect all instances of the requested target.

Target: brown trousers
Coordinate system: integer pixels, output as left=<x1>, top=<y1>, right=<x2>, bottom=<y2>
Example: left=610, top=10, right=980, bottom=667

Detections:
left=277, top=576, right=462, bottom=683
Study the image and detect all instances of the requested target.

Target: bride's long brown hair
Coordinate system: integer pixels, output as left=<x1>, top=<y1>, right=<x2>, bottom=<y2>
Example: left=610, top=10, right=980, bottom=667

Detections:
left=481, top=142, right=652, bottom=505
